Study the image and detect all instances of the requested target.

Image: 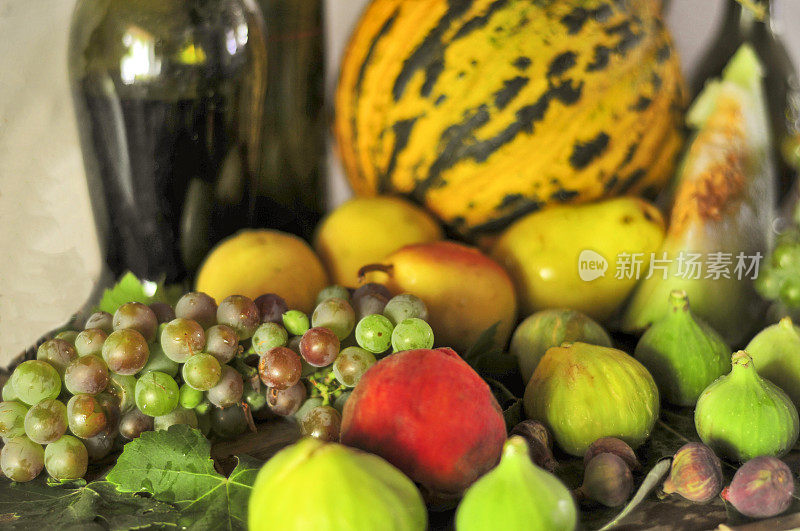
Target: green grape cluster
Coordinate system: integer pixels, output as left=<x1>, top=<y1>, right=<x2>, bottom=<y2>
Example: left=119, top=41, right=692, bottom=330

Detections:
left=0, top=282, right=437, bottom=483
left=756, top=228, right=800, bottom=308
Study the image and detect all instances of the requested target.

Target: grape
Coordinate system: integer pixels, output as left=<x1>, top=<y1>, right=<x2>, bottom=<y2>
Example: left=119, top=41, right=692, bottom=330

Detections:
left=254, top=294, right=288, bottom=324
left=205, top=324, right=239, bottom=364
left=299, top=327, right=340, bottom=367
left=333, top=391, right=351, bottom=415
left=134, top=371, right=179, bottom=417
left=207, top=366, right=244, bottom=408
left=113, top=302, right=158, bottom=342
left=353, top=283, right=391, bottom=303
left=149, top=302, right=176, bottom=324
left=24, top=399, right=67, bottom=444
left=2, top=380, right=18, bottom=402
left=55, top=330, right=79, bottom=345
left=282, top=310, right=310, bottom=336
left=75, top=328, right=108, bottom=357
left=252, top=322, right=289, bottom=355
left=179, top=384, right=204, bottom=410
left=317, top=285, right=350, bottom=304
left=175, top=291, right=218, bottom=329
left=106, top=374, right=137, bottom=413
left=64, top=355, right=109, bottom=395
left=119, top=408, right=153, bottom=440
left=67, top=394, right=107, bottom=439
left=300, top=405, right=341, bottom=442
left=154, top=407, right=198, bottom=431
left=160, top=318, right=205, bottom=363
left=196, top=409, right=212, bottom=437
left=10, top=360, right=61, bottom=405
left=312, top=298, right=356, bottom=340
left=352, top=292, right=389, bottom=321
left=772, top=243, right=800, bottom=269
left=354, top=315, right=393, bottom=354
left=267, top=381, right=306, bottom=416
left=182, top=353, right=222, bottom=391
left=44, top=435, right=88, bottom=480
left=84, top=311, right=113, bottom=334
left=0, top=401, right=29, bottom=439
left=140, top=340, right=180, bottom=377
left=102, top=329, right=150, bottom=375
left=217, top=295, right=260, bottom=339
left=781, top=277, right=800, bottom=308
left=332, top=347, right=376, bottom=388
left=95, top=392, right=122, bottom=434
left=1, top=436, right=44, bottom=482
left=293, top=397, right=323, bottom=422
left=244, top=383, right=267, bottom=411
left=391, top=318, right=435, bottom=352
left=211, top=403, right=249, bottom=439
left=383, top=293, right=429, bottom=325
left=36, top=339, right=78, bottom=374
left=258, top=347, right=302, bottom=389
left=83, top=430, right=115, bottom=461
left=286, top=335, right=302, bottom=354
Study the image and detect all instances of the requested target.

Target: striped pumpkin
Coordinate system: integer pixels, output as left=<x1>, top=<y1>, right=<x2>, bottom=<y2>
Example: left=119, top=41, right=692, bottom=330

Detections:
left=335, top=0, right=686, bottom=237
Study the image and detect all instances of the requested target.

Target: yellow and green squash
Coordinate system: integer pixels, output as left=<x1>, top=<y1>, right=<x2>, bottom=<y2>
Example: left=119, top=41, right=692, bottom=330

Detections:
left=335, top=0, right=687, bottom=237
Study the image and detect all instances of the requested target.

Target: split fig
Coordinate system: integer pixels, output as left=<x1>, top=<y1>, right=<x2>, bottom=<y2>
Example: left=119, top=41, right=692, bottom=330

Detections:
left=584, top=437, right=641, bottom=472
left=248, top=438, right=427, bottom=530
left=576, top=452, right=633, bottom=508
left=509, top=420, right=557, bottom=472
left=662, top=442, right=723, bottom=503
left=721, top=456, right=795, bottom=518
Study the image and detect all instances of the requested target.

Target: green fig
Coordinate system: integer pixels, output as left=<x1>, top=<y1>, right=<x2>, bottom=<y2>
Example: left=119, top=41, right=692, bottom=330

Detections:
left=249, top=438, right=426, bottom=531
left=634, top=290, right=731, bottom=406
left=510, top=309, right=612, bottom=383
left=524, top=342, right=659, bottom=456
left=695, top=351, right=799, bottom=462
left=746, top=317, right=800, bottom=410
left=455, top=436, right=577, bottom=531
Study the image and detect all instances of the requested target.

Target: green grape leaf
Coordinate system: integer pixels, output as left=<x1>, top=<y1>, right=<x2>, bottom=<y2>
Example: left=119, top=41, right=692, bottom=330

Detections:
left=106, top=425, right=260, bottom=530
left=96, top=271, right=182, bottom=314
left=461, top=322, right=502, bottom=367
left=0, top=478, right=178, bottom=530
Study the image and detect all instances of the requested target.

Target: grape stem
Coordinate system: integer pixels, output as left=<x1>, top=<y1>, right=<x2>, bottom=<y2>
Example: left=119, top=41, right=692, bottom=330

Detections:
left=307, top=369, right=345, bottom=406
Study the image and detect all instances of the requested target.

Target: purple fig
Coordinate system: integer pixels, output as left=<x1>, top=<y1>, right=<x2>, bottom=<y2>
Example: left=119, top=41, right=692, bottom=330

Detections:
left=584, top=437, right=641, bottom=471
left=721, top=456, right=795, bottom=518
left=510, top=420, right=557, bottom=472
left=576, top=453, right=633, bottom=508
left=662, top=442, right=723, bottom=503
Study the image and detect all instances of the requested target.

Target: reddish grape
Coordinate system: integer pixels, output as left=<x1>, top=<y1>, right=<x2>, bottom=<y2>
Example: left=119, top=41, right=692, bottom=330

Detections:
left=67, top=394, right=108, bottom=439
left=207, top=366, right=244, bottom=408
left=299, top=327, right=340, bottom=367
left=84, top=311, right=113, bottom=334
left=160, top=318, right=205, bottom=363
left=102, top=329, right=150, bottom=375
left=254, top=294, right=289, bottom=324
left=113, top=302, right=158, bottom=342
left=64, top=355, right=110, bottom=395
left=36, top=339, right=78, bottom=374
left=258, top=347, right=302, bottom=390
left=149, top=302, right=176, bottom=324
left=217, top=295, right=260, bottom=339
left=300, top=405, right=341, bottom=441
left=205, top=324, right=239, bottom=364
left=175, top=292, right=218, bottom=329
left=267, top=382, right=307, bottom=416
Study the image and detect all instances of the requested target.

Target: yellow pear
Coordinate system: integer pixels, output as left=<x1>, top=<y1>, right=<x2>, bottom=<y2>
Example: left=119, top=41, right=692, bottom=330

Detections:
left=491, top=198, right=665, bottom=322
left=314, top=196, right=442, bottom=287
left=196, top=229, right=328, bottom=313
left=362, top=241, right=517, bottom=353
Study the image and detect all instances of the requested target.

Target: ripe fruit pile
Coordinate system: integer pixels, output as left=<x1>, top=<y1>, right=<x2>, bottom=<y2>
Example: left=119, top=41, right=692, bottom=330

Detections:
left=0, top=283, right=434, bottom=483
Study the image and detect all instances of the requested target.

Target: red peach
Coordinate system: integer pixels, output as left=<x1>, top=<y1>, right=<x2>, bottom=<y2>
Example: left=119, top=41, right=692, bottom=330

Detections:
left=341, top=347, right=506, bottom=495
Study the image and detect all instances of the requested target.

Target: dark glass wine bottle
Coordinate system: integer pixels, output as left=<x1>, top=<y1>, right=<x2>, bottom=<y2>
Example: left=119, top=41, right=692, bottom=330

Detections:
left=68, top=0, right=269, bottom=283
left=690, top=0, right=800, bottom=200
left=256, top=0, right=326, bottom=240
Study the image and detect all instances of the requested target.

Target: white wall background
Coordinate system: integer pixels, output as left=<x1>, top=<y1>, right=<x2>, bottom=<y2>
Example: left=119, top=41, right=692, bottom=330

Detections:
left=1, top=0, right=799, bottom=364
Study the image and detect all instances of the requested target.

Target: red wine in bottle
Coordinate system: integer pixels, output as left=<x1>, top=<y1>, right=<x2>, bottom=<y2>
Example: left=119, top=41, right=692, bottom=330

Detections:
left=68, top=0, right=268, bottom=283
